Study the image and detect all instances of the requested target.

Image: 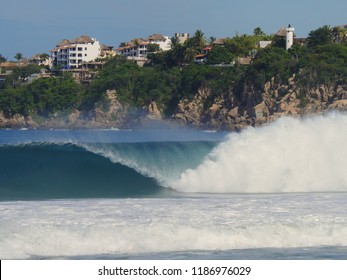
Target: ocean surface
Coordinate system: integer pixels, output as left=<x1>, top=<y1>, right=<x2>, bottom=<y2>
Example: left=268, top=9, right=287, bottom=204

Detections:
left=1, top=113, right=347, bottom=260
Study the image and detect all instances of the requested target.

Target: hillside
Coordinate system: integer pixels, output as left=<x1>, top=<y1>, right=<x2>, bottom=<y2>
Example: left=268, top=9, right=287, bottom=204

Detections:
left=1, top=26, right=347, bottom=130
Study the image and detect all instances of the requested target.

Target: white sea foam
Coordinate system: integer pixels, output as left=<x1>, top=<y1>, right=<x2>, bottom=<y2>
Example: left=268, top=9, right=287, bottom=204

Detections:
left=172, top=113, right=347, bottom=193
left=0, top=194, right=346, bottom=259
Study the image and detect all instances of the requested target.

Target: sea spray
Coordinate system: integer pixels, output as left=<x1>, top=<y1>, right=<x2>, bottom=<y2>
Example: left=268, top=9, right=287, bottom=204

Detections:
left=172, top=113, right=347, bottom=193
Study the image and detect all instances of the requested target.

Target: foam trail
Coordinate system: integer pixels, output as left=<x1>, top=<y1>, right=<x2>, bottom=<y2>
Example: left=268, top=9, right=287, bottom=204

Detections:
left=172, top=113, right=347, bottom=193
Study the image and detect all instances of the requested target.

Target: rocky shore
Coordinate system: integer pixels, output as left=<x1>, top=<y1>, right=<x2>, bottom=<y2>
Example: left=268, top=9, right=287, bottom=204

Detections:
left=1, top=79, right=347, bottom=130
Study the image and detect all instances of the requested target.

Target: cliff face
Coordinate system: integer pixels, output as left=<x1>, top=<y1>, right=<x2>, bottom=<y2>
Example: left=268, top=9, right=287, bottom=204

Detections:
left=0, top=90, right=164, bottom=129
left=171, top=77, right=347, bottom=130
left=1, top=81, right=346, bottom=130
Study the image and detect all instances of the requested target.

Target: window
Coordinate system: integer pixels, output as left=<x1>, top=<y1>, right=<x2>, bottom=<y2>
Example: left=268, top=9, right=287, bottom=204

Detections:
left=85, top=47, right=87, bottom=50
left=78, top=54, right=82, bottom=57
left=85, top=54, right=87, bottom=56
left=78, top=47, right=82, bottom=51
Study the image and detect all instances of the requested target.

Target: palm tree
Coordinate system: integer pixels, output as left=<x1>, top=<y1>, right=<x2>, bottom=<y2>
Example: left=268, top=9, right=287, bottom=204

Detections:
left=253, top=27, right=265, bottom=36
left=14, top=52, right=23, bottom=62
left=183, top=46, right=198, bottom=63
left=170, top=36, right=179, bottom=50
left=132, top=38, right=143, bottom=58
left=208, top=36, right=216, bottom=45
left=0, top=54, right=6, bottom=63
left=118, top=42, right=127, bottom=48
left=192, top=29, right=206, bottom=50
left=39, top=53, right=49, bottom=61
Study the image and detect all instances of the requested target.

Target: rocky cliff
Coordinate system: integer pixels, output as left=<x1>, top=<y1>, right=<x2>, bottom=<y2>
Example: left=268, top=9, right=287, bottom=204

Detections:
left=1, top=80, right=346, bottom=130
left=171, top=76, right=347, bottom=130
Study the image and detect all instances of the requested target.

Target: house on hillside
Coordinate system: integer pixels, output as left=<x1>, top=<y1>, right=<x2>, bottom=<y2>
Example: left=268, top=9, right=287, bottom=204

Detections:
left=29, top=54, right=52, bottom=67
left=175, top=33, right=189, bottom=44
left=258, top=41, right=272, bottom=48
left=116, top=34, right=172, bottom=66
left=116, top=39, right=149, bottom=59
left=194, top=46, right=212, bottom=63
left=212, top=38, right=228, bottom=47
left=146, top=34, right=172, bottom=51
left=99, top=45, right=116, bottom=59
left=51, top=35, right=101, bottom=69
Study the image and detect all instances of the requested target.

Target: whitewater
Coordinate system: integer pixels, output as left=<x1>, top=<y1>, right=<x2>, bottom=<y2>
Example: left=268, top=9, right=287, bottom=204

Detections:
left=0, top=113, right=347, bottom=259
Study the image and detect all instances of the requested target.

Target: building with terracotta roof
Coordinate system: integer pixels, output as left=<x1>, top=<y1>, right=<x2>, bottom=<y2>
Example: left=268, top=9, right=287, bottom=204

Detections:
left=51, top=35, right=101, bottom=69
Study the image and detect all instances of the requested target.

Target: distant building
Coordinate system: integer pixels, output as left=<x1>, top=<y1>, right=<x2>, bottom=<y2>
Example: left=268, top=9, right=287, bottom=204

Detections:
left=51, top=35, right=101, bottom=69
left=258, top=41, right=272, bottom=48
left=116, top=34, right=172, bottom=66
left=333, top=24, right=347, bottom=43
left=29, top=54, right=52, bottom=67
left=99, top=45, right=116, bottom=59
left=275, top=25, right=296, bottom=50
left=116, top=38, right=149, bottom=59
left=194, top=46, right=212, bottom=63
left=146, top=34, right=172, bottom=51
left=175, top=33, right=189, bottom=44
left=212, top=38, right=228, bottom=47
left=286, top=24, right=295, bottom=50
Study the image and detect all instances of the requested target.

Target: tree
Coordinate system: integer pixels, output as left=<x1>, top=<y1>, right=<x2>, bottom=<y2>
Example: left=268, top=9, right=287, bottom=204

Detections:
left=207, top=46, right=234, bottom=64
left=183, top=46, right=198, bottom=63
left=39, top=53, right=50, bottom=61
left=0, top=54, right=6, bottom=63
left=253, top=27, right=265, bottom=36
left=147, top=43, right=160, bottom=53
left=225, top=35, right=255, bottom=57
left=14, top=52, right=23, bottom=62
left=118, top=42, right=127, bottom=48
left=191, top=29, right=206, bottom=51
left=208, top=36, right=216, bottom=45
left=307, top=25, right=334, bottom=47
left=132, top=39, right=141, bottom=57
left=170, top=36, right=179, bottom=49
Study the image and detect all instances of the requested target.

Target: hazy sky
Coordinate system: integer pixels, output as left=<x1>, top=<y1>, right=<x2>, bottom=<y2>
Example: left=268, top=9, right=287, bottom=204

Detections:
left=0, top=0, right=346, bottom=59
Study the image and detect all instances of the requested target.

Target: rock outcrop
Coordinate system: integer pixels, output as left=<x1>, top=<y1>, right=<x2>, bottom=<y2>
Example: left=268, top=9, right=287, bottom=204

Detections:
left=171, top=77, right=347, bottom=130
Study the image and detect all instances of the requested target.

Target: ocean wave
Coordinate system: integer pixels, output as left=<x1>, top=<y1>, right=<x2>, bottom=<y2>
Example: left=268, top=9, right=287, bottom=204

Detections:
left=172, top=113, right=347, bottom=193
left=0, top=141, right=214, bottom=200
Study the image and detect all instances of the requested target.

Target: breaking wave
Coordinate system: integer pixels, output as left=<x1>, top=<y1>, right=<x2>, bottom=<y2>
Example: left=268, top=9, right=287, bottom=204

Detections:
left=1, top=113, right=347, bottom=200
left=172, top=113, right=347, bottom=193
left=0, top=141, right=215, bottom=200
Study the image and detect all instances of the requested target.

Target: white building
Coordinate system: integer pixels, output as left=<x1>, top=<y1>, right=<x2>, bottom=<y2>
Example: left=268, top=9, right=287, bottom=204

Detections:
left=286, top=24, right=295, bottom=50
left=117, top=34, right=172, bottom=59
left=175, top=33, right=189, bottom=44
left=51, top=36, right=101, bottom=69
left=146, top=34, right=172, bottom=51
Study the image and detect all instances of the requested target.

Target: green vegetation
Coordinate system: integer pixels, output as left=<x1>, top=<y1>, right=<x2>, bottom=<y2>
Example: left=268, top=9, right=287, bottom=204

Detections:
left=0, top=73, right=81, bottom=118
left=1, top=25, right=346, bottom=121
left=0, top=54, right=6, bottom=63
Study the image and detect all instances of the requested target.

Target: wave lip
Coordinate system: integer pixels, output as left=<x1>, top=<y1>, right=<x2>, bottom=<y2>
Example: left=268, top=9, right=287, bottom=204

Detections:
left=171, top=113, right=347, bottom=193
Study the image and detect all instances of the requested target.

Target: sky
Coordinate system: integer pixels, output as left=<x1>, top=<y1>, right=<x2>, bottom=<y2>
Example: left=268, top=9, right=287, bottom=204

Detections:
left=0, top=0, right=346, bottom=59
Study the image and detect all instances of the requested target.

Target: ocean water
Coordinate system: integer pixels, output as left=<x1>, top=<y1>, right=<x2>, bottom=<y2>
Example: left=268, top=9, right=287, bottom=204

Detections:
left=1, top=113, right=347, bottom=260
